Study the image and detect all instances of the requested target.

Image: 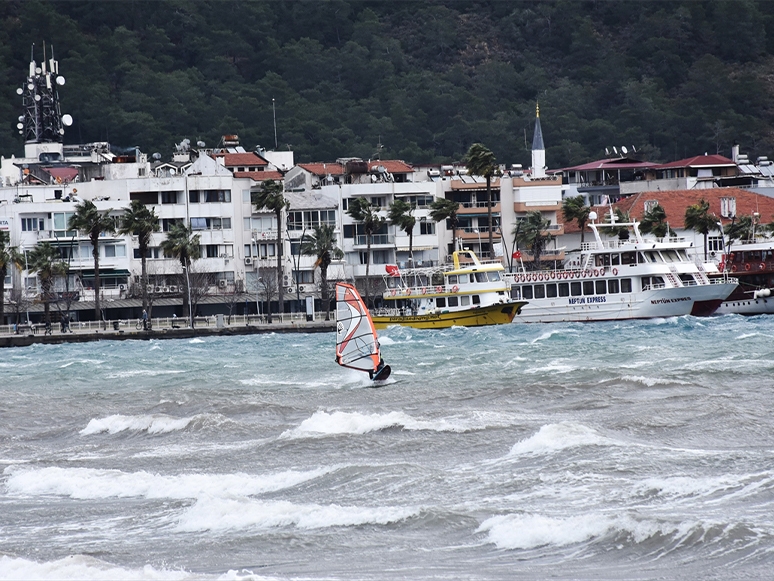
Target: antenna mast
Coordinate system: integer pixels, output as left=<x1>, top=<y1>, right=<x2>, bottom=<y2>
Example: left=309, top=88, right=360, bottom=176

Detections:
left=272, top=98, right=278, bottom=150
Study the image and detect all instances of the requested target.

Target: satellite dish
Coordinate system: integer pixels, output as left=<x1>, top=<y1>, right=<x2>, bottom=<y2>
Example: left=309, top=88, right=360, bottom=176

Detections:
left=59, top=128, right=65, bottom=135
left=613, top=146, right=618, bottom=154
left=152, top=152, right=162, bottom=160
left=16, top=88, right=22, bottom=95
left=632, top=145, right=637, bottom=153
left=56, top=76, right=65, bottom=86
left=61, top=114, right=73, bottom=126
left=18, top=116, right=24, bottom=122
left=621, top=146, right=628, bottom=154
left=34, top=94, right=41, bottom=101
left=16, top=123, right=23, bottom=129
left=196, top=141, right=205, bottom=148
left=605, top=147, right=610, bottom=155
left=35, top=67, right=41, bottom=74
left=589, top=211, right=598, bottom=221
left=27, top=83, right=34, bottom=90
left=169, top=168, right=176, bottom=175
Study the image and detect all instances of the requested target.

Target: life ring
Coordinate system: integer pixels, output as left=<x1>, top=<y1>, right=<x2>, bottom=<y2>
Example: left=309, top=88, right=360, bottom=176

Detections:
left=593, top=269, right=599, bottom=276
left=540, top=273, right=546, bottom=281
left=390, top=289, right=397, bottom=296
left=527, top=274, right=532, bottom=282
left=435, top=285, right=443, bottom=293
left=422, top=287, right=428, bottom=294
left=405, top=288, right=412, bottom=295
left=612, top=267, right=618, bottom=276
left=760, top=263, right=766, bottom=271
left=745, top=263, right=751, bottom=271
left=731, top=264, right=738, bottom=272
left=451, top=285, right=459, bottom=293
left=599, top=267, right=605, bottom=276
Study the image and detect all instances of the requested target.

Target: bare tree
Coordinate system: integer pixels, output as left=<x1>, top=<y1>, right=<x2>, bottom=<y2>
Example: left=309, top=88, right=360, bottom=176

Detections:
left=7, top=287, right=32, bottom=334
left=256, top=266, right=279, bottom=323
left=222, top=283, right=245, bottom=324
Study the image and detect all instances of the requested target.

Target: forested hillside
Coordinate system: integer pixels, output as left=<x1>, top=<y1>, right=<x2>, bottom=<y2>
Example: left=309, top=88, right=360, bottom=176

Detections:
left=2, top=0, right=774, bottom=168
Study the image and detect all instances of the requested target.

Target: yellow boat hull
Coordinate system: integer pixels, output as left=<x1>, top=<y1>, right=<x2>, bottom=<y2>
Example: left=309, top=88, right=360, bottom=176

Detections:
left=372, top=302, right=527, bottom=330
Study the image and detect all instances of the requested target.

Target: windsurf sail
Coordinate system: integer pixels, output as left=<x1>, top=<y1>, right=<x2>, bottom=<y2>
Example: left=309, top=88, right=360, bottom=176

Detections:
left=335, top=282, right=390, bottom=380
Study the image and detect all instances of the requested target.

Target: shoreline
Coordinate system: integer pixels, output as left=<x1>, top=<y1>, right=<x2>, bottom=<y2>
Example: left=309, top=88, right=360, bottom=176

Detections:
left=0, top=320, right=336, bottom=348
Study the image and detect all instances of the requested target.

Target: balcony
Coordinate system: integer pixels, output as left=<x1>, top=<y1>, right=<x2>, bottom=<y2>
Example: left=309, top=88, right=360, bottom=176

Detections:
left=353, top=234, right=394, bottom=247
left=513, top=201, right=562, bottom=212
left=457, top=227, right=501, bottom=241
left=457, top=201, right=501, bottom=215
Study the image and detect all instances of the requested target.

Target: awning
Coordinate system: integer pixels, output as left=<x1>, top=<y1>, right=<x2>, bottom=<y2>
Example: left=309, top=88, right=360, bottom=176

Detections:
left=78, top=269, right=131, bottom=277
left=396, top=246, right=434, bottom=252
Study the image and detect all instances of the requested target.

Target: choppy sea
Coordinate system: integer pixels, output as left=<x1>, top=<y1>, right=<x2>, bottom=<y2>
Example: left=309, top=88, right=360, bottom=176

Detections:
left=2, top=315, right=774, bottom=580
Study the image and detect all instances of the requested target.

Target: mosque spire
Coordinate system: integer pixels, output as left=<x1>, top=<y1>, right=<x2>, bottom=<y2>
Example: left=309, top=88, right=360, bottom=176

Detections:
left=532, top=102, right=544, bottom=151
left=531, top=102, right=546, bottom=178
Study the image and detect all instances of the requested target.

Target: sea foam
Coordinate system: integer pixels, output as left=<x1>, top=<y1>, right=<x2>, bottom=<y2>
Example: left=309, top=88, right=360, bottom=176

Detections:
left=508, top=422, right=614, bottom=456
left=176, top=497, right=418, bottom=532
left=80, top=414, right=197, bottom=435
left=4, top=466, right=330, bottom=500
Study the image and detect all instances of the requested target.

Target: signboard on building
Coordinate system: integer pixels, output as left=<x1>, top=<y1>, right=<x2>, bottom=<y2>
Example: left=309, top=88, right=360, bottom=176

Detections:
left=0, top=217, right=10, bottom=231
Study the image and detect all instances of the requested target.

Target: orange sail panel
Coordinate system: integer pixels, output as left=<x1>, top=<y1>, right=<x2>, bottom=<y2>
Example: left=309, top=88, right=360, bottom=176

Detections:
left=335, top=283, right=381, bottom=373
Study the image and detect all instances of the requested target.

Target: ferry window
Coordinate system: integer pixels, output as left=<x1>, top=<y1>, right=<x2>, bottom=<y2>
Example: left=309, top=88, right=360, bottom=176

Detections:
left=534, top=285, right=545, bottom=299
left=611, top=254, right=621, bottom=266
left=488, top=271, right=501, bottom=282
left=460, top=295, right=470, bottom=306
left=662, top=250, right=680, bottom=262
left=595, top=280, right=606, bottom=294
left=679, top=274, right=696, bottom=285
left=511, top=287, right=521, bottom=300
left=558, top=282, right=570, bottom=297
left=646, top=251, right=660, bottom=262
left=436, top=297, right=446, bottom=308
left=447, top=275, right=458, bottom=284
left=546, top=283, right=557, bottom=298
left=621, top=278, right=632, bottom=293
left=571, top=282, right=582, bottom=296
left=638, top=252, right=649, bottom=263
left=608, top=279, right=619, bottom=294
left=476, top=272, right=488, bottom=283
left=472, top=295, right=481, bottom=305
left=458, top=274, right=469, bottom=284
left=448, top=296, right=459, bottom=307
left=583, top=281, right=595, bottom=295
left=522, top=286, right=533, bottom=300
left=621, top=252, right=636, bottom=265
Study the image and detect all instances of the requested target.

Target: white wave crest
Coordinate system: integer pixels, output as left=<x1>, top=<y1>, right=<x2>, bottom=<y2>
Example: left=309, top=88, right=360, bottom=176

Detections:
left=509, top=422, right=613, bottom=456
left=0, top=555, right=192, bottom=580
left=634, top=472, right=774, bottom=500
left=280, top=410, right=473, bottom=438
left=80, top=414, right=196, bottom=435
left=477, top=512, right=692, bottom=550
left=176, top=497, right=418, bottom=532
left=620, top=375, right=691, bottom=387
left=4, top=466, right=329, bottom=500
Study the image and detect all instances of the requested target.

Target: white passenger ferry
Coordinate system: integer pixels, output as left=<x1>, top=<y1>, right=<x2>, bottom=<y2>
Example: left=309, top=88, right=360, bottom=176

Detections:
left=504, top=215, right=737, bottom=323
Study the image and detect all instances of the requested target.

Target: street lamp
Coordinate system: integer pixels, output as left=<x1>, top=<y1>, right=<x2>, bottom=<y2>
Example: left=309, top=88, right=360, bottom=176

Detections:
left=182, top=264, right=193, bottom=327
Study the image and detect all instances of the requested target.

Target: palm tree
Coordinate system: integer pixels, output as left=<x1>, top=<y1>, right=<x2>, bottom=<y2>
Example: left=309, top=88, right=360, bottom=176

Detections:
left=347, top=197, right=385, bottom=308
left=252, top=179, right=289, bottom=320
left=600, top=208, right=632, bottom=240
left=68, top=200, right=116, bottom=321
left=464, top=143, right=498, bottom=255
left=0, top=232, right=25, bottom=325
left=430, top=198, right=461, bottom=256
left=119, top=200, right=160, bottom=313
left=725, top=215, right=755, bottom=243
left=514, top=211, right=554, bottom=270
left=301, top=224, right=343, bottom=320
left=639, top=203, right=675, bottom=239
left=562, top=195, right=591, bottom=244
left=27, top=242, right=65, bottom=327
left=388, top=198, right=417, bottom=266
left=684, top=199, right=719, bottom=260
left=160, top=222, right=201, bottom=323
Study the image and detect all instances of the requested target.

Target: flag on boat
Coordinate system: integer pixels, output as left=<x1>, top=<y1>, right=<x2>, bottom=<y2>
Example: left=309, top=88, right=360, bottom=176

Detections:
left=512, top=250, right=522, bottom=260
left=385, top=264, right=401, bottom=277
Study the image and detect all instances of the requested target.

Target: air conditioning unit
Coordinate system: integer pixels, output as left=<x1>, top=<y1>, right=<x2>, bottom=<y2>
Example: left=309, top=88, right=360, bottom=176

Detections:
left=284, top=286, right=293, bottom=293
left=155, top=286, right=163, bottom=293
left=298, top=285, right=305, bottom=293
left=218, top=279, right=227, bottom=288
left=168, top=285, right=178, bottom=293
left=118, top=284, right=127, bottom=291
left=162, top=286, right=170, bottom=293
left=244, top=257, right=252, bottom=265
left=146, top=285, right=154, bottom=293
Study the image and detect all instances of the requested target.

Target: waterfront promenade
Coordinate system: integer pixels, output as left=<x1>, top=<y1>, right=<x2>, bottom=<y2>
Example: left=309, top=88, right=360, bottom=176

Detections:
left=0, top=314, right=336, bottom=348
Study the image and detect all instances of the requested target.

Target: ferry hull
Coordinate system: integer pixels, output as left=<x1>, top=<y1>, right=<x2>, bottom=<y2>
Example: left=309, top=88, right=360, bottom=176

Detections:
left=715, top=296, right=774, bottom=315
left=372, top=302, right=525, bottom=329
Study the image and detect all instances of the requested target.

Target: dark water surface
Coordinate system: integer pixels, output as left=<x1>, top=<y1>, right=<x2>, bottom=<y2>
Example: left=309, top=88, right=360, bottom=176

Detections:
left=2, top=316, right=774, bottom=580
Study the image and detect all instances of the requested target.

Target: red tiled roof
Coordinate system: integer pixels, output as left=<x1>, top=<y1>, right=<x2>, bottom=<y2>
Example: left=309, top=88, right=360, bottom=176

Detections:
left=297, top=162, right=345, bottom=176
left=561, top=188, right=774, bottom=234
left=233, top=170, right=284, bottom=181
left=652, top=154, right=735, bottom=170
left=212, top=152, right=268, bottom=167
left=368, top=160, right=413, bottom=173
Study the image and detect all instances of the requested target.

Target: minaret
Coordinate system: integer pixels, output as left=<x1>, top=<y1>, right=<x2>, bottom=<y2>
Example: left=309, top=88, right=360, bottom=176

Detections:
left=531, top=102, right=546, bottom=179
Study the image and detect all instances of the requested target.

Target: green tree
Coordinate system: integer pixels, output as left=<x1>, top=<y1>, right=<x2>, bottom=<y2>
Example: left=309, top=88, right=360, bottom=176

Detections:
left=684, top=199, right=719, bottom=260
left=599, top=208, right=632, bottom=240
left=725, top=215, right=755, bottom=243
left=562, top=195, right=591, bottom=244
left=514, top=211, right=555, bottom=270
left=68, top=200, right=116, bottom=321
left=27, top=242, right=65, bottom=328
left=464, top=143, right=498, bottom=255
left=388, top=198, right=417, bottom=265
left=252, top=179, right=289, bottom=321
left=639, top=204, right=675, bottom=239
left=301, top=224, right=343, bottom=320
left=0, top=232, right=25, bottom=325
left=119, top=200, right=160, bottom=313
left=430, top=198, right=461, bottom=256
left=160, top=222, right=201, bottom=325
left=347, top=197, right=385, bottom=307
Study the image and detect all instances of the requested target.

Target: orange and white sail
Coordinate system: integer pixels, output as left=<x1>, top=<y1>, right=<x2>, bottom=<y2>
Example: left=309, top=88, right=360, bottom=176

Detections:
left=335, top=283, right=381, bottom=374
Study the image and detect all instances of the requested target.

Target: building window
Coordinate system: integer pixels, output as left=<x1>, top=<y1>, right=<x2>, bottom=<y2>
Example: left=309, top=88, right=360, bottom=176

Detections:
left=420, top=221, right=435, bottom=235
left=162, top=218, right=183, bottom=232
left=21, top=217, right=45, bottom=231
left=644, top=199, right=659, bottom=213
left=160, top=191, right=178, bottom=204
left=708, top=236, right=724, bottom=252
left=720, top=197, right=736, bottom=218
left=206, top=245, right=219, bottom=258
left=292, top=270, right=315, bottom=284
